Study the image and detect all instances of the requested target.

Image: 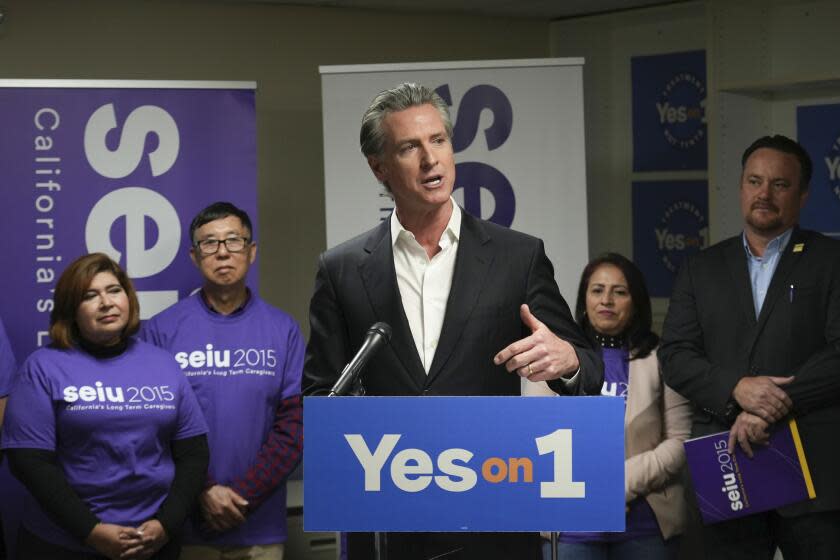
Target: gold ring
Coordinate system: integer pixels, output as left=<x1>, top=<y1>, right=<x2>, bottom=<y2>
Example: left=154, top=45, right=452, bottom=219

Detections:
left=527, top=363, right=533, bottom=376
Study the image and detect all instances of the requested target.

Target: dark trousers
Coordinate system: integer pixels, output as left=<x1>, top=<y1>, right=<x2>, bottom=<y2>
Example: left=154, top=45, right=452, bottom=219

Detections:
left=17, top=526, right=182, bottom=560
left=347, top=531, right=541, bottom=560
left=700, top=510, right=840, bottom=560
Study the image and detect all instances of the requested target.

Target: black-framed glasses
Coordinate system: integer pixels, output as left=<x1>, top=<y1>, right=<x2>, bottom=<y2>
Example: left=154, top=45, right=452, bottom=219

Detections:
left=194, top=236, right=251, bottom=255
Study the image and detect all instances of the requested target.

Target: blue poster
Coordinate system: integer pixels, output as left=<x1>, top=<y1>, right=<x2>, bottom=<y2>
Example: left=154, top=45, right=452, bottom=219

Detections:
left=632, top=50, right=707, bottom=171
left=633, top=180, right=709, bottom=297
left=304, top=396, right=624, bottom=532
left=797, top=103, right=840, bottom=239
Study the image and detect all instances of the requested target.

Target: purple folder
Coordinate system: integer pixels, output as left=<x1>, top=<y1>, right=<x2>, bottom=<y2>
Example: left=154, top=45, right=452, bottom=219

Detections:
left=683, top=419, right=815, bottom=524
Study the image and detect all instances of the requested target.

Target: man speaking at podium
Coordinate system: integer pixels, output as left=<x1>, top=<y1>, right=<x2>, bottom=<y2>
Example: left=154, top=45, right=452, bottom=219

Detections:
left=303, top=82, right=602, bottom=559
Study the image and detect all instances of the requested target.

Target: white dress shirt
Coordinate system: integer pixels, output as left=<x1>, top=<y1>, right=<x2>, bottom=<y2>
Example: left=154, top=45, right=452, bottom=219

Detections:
left=390, top=200, right=461, bottom=373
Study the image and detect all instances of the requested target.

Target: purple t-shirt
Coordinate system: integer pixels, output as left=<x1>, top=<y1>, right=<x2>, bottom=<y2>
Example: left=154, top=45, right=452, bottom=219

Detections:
left=0, top=338, right=207, bottom=550
left=0, top=317, right=18, bottom=396
left=561, top=346, right=661, bottom=544
left=140, top=293, right=304, bottom=545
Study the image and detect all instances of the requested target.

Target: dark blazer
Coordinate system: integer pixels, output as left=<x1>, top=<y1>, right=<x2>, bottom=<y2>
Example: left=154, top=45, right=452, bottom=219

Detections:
left=660, top=227, right=840, bottom=516
left=303, top=209, right=602, bottom=398
left=302, top=210, right=602, bottom=559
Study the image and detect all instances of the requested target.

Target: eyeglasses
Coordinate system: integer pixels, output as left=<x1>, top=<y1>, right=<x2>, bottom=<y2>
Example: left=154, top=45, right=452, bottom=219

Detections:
left=194, top=236, right=251, bottom=255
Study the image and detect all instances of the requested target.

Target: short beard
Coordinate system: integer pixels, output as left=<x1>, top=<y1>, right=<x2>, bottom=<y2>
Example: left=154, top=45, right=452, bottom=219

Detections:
left=745, top=212, right=783, bottom=235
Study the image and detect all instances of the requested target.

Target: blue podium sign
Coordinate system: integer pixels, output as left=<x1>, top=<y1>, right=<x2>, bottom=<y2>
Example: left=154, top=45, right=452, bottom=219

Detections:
left=304, top=396, right=624, bottom=532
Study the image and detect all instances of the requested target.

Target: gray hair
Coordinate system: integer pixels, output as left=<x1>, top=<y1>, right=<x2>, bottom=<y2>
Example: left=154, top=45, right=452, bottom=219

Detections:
left=359, top=82, right=454, bottom=158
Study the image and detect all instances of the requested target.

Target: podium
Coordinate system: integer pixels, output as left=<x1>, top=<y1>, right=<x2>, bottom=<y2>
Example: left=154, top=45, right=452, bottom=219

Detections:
left=303, top=395, right=625, bottom=553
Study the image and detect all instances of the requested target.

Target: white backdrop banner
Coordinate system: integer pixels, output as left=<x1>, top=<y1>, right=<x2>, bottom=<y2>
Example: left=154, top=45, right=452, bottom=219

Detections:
left=320, top=58, right=589, bottom=305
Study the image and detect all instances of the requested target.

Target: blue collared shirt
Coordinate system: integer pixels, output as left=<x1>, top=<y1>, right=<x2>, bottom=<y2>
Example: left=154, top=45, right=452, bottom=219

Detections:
left=743, top=228, right=793, bottom=318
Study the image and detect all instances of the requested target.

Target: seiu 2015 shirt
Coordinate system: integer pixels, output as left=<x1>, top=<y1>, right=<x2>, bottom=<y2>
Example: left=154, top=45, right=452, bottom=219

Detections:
left=140, top=293, right=304, bottom=545
left=0, top=338, right=208, bottom=550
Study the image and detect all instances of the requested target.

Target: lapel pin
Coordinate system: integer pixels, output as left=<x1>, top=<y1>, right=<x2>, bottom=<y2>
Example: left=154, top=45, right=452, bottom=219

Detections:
left=793, top=243, right=804, bottom=253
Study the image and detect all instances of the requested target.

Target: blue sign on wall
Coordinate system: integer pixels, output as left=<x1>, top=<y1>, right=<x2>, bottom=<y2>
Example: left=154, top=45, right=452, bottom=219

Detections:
left=797, top=104, right=840, bottom=239
left=632, top=50, right=707, bottom=172
left=633, top=180, right=709, bottom=298
left=303, top=396, right=624, bottom=532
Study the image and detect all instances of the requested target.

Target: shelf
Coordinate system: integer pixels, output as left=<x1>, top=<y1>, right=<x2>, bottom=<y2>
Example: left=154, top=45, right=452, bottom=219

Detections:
left=718, top=75, right=840, bottom=97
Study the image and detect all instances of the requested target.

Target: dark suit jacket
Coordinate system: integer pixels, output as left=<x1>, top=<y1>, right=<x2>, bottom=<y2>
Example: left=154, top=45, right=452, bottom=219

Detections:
left=303, top=210, right=601, bottom=398
left=302, top=210, right=602, bottom=559
left=660, top=227, right=840, bottom=516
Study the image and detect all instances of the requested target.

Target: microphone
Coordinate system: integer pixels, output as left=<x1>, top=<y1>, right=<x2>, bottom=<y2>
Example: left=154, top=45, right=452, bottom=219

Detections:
left=329, top=322, right=392, bottom=397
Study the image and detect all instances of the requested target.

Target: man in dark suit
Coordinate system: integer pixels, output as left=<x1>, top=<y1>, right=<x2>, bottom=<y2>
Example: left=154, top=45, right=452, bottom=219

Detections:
left=303, top=82, right=602, bottom=559
left=660, top=135, right=840, bottom=559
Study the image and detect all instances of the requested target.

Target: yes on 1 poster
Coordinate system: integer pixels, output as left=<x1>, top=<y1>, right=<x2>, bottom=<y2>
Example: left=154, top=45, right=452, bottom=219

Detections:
left=632, top=180, right=708, bottom=297
left=797, top=103, right=840, bottom=239
left=632, top=50, right=707, bottom=172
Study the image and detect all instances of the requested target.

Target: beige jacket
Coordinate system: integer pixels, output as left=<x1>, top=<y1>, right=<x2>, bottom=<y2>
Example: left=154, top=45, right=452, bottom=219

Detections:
left=624, top=349, right=692, bottom=539
left=523, top=348, right=692, bottom=540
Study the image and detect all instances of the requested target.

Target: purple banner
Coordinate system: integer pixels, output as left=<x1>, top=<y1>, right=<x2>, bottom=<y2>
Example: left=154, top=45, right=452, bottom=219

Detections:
left=0, top=83, right=257, bottom=361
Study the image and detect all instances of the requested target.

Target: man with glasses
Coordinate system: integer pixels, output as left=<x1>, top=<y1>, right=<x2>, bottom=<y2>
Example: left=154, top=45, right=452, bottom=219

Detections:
left=142, top=201, right=303, bottom=560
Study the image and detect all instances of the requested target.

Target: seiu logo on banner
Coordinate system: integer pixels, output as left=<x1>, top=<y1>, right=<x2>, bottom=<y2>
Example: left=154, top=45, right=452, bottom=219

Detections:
left=632, top=50, right=707, bottom=172
left=303, top=396, right=624, bottom=532
left=0, top=85, right=256, bottom=359
left=632, top=180, right=708, bottom=298
left=797, top=104, right=840, bottom=239
left=435, top=84, right=516, bottom=227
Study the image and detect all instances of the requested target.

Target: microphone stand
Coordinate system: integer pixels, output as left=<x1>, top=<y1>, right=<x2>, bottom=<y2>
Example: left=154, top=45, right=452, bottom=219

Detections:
left=330, top=379, right=385, bottom=560
left=328, top=322, right=390, bottom=397
left=327, top=323, right=391, bottom=560
left=374, top=531, right=388, bottom=560
left=328, top=377, right=365, bottom=397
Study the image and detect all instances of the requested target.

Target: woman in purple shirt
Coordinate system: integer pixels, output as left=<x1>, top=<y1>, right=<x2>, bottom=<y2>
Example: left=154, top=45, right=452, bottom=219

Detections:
left=1, top=254, right=209, bottom=560
left=556, top=253, right=692, bottom=560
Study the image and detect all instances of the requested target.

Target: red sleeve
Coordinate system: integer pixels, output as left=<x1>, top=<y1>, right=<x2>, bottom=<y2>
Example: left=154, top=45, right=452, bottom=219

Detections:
left=228, top=394, right=302, bottom=507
